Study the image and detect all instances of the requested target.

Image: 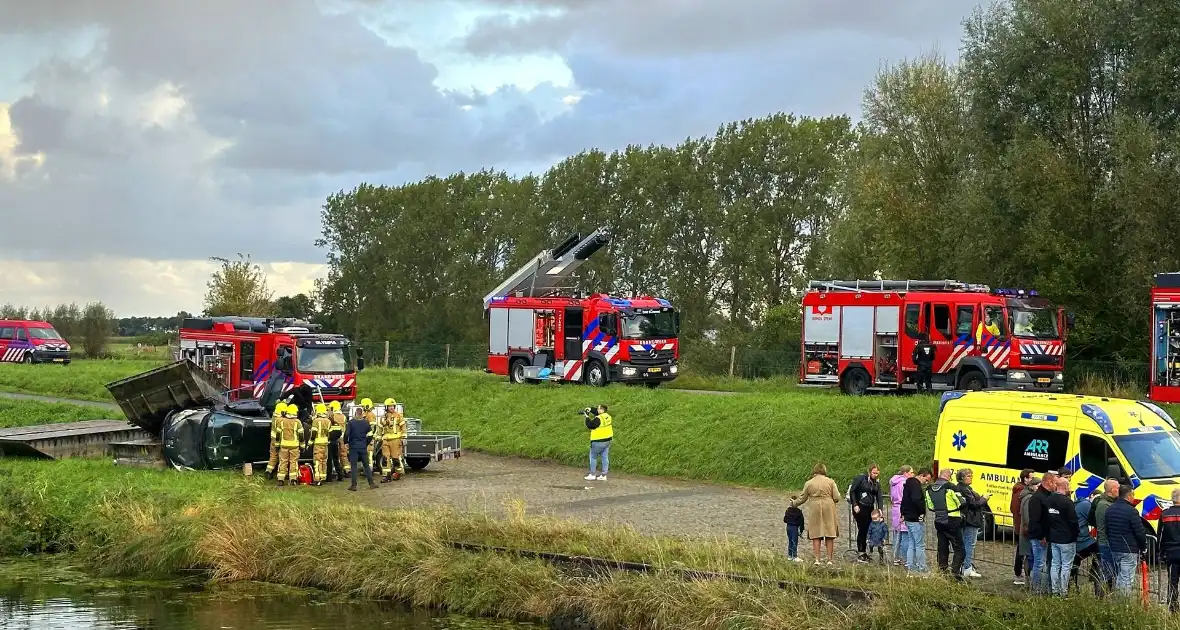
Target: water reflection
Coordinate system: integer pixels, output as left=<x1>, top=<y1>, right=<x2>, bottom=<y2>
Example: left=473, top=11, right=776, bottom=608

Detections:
left=0, top=563, right=533, bottom=630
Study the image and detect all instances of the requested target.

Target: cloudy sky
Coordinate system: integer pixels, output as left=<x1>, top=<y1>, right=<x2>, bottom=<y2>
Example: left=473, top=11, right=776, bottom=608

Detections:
left=0, top=0, right=979, bottom=316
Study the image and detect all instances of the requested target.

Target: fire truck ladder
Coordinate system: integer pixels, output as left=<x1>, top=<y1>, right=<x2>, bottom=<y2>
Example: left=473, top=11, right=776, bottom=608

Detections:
left=482, top=227, right=611, bottom=310
left=807, top=279, right=991, bottom=293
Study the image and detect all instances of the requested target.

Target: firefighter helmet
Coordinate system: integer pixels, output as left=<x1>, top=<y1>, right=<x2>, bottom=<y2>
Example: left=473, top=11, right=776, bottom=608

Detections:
left=314, top=403, right=327, bottom=416
left=360, top=398, right=373, bottom=408
left=384, top=398, right=396, bottom=406
left=330, top=401, right=341, bottom=412
left=273, top=402, right=287, bottom=416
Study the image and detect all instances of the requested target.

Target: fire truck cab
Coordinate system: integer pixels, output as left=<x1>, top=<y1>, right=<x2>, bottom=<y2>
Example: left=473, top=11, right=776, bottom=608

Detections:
left=177, top=316, right=363, bottom=404
left=483, top=228, right=680, bottom=387
left=1150, top=273, right=1180, bottom=403
left=801, top=280, right=1069, bottom=395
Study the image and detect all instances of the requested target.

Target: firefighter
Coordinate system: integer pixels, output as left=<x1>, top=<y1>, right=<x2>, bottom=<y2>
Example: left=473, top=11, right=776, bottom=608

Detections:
left=327, top=400, right=346, bottom=482
left=912, top=332, right=936, bottom=393
left=976, top=310, right=1002, bottom=345
left=359, top=398, right=380, bottom=474
left=265, top=402, right=286, bottom=479
left=276, top=403, right=305, bottom=487
left=380, top=398, right=407, bottom=482
left=309, top=403, right=332, bottom=486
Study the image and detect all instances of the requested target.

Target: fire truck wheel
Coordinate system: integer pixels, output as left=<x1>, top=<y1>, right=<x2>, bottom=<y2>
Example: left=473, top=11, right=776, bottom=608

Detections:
left=958, top=370, right=986, bottom=391
left=840, top=367, right=870, bottom=396
left=585, top=360, right=607, bottom=387
left=509, top=359, right=528, bottom=384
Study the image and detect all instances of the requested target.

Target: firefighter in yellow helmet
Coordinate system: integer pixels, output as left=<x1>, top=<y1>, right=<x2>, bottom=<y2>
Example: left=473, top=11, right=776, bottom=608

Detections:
left=360, top=398, right=381, bottom=475
left=265, top=402, right=286, bottom=479
left=327, top=400, right=347, bottom=481
left=275, top=402, right=305, bottom=486
left=380, top=398, right=407, bottom=482
left=309, top=403, right=331, bottom=486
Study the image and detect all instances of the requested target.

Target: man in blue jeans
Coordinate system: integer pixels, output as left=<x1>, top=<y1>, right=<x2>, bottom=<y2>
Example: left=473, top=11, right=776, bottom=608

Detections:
left=1088, top=479, right=1120, bottom=595
left=901, top=468, right=932, bottom=574
left=584, top=404, right=613, bottom=481
left=1105, top=483, right=1148, bottom=595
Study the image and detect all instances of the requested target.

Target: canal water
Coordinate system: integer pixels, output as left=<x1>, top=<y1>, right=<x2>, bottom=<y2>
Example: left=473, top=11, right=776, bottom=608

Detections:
left=0, top=559, right=536, bottom=630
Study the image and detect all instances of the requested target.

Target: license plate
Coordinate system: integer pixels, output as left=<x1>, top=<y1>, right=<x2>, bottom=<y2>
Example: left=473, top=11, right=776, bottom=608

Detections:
left=647, top=367, right=662, bottom=373
left=53, top=359, right=65, bottom=363
left=1037, top=378, right=1050, bottom=383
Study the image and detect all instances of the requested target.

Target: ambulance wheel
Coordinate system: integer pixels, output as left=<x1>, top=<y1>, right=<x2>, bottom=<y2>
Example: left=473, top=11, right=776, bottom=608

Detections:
left=959, top=370, right=986, bottom=391
left=509, top=359, right=527, bottom=384
left=407, top=457, right=430, bottom=471
left=840, top=367, right=870, bottom=396
left=585, top=360, right=607, bottom=387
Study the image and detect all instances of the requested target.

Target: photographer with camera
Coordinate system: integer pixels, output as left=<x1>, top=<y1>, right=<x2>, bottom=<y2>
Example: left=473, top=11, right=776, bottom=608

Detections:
left=582, top=404, right=613, bottom=481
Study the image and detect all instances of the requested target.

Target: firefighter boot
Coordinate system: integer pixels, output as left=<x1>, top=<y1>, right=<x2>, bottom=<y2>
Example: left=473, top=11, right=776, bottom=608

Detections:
left=276, top=479, right=286, bottom=487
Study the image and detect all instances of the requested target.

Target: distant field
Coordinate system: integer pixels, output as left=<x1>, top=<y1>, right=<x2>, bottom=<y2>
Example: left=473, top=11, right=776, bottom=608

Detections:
left=0, top=398, right=119, bottom=429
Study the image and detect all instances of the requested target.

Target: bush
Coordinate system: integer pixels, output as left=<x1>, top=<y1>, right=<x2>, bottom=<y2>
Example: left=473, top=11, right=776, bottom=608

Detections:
left=79, top=302, right=116, bottom=359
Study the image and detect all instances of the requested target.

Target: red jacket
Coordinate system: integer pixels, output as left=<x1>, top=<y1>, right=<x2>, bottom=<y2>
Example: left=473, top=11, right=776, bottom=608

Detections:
left=1010, top=482, right=1026, bottom=528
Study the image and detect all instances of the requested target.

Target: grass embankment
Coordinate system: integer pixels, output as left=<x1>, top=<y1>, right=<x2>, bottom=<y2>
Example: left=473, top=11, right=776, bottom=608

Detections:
left=0, top=359, right=161, bottom=402
left=0, top=398, right=119, bottom=428
left=1, top=459, right=1169, bottom=630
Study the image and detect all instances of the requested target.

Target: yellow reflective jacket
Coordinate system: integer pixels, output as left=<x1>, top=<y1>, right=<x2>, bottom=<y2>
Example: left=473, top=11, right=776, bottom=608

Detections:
left=329, top=411, right=346, bottom=437
left=277, top=417, right=304, bottom=448
left=590, top=412, right=613, bottom=441
left=310, top=415, right=332, bottom=445
left=383, top=414, right=406, bottom=440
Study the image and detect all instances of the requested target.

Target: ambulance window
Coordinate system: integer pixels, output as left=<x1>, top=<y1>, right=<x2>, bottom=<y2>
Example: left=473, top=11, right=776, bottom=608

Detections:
left=240, top=342, right=255, bottom=381
left=955, top=306, right=975, bottom=336
left=1080, top=434, right=1123, bottom=479
left=933, top=305, right=951, bottom=338
left=1005, top=426, right=1069, bottom=472
left=904, top=305, right=921, bottom=339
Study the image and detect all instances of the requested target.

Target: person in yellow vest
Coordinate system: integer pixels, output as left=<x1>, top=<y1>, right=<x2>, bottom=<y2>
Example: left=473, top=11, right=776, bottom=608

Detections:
left=380, top=398, right=407, bottom=482
left=327, top=400, right=347, bottom=481
left=583, top=404, right=613, bottom=481
left=975, top=312, right=1002, bottom=346
left=265, top=402, right=286, bottom=479
left=276, top=403, right=305, bottom=487
left=309, top=403, right=332, bottom=486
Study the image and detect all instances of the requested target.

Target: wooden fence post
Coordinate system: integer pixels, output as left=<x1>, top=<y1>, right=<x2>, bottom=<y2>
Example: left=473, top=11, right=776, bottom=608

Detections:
left=729, top=346, right=736, bottom=378
left=384, top=341, right=390, bottom=368
left=445, top=344, right=451, bottom=368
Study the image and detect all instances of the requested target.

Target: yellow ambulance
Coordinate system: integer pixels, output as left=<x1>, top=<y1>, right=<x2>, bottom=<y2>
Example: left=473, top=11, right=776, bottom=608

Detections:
left=934, top=390, right=1180, bottom=533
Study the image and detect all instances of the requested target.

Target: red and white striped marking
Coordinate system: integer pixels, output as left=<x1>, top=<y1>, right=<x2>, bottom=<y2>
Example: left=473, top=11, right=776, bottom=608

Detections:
left=1, top=348, right=27, bottom=362
left=1022, top=343, right=1063, bottom=356
left=938, top=343, right=972, bottom=372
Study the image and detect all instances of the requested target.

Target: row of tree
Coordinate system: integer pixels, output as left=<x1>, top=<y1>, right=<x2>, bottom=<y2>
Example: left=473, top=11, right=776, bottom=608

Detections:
left=0, top=302, right=116, bottom=358
left=310, top=0, right=1180, bottom=362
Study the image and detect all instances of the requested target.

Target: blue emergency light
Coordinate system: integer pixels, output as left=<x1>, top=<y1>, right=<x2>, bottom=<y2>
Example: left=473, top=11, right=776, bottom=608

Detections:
left=993, top=288, right=1039, bottom=297
left=1081, top=403, right=1114, bottom=434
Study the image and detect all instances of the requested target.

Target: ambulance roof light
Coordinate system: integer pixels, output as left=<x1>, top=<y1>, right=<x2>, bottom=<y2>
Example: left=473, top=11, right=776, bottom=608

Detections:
left=1081, top=403, right=1114, bottom=434
left=1138, top=401, right=1177, bottom=430
left=940, top=390, right=968, bottom=413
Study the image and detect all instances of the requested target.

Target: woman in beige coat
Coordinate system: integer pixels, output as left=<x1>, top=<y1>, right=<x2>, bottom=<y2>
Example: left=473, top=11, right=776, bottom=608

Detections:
left=792, top=463, right=840, bottom=564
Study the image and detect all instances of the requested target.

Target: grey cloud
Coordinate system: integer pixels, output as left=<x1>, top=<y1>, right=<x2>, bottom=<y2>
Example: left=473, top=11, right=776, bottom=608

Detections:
left=461, top=0, right=980, bottom=56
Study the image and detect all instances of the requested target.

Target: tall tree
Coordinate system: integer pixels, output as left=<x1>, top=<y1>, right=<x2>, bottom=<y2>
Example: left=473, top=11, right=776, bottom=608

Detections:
left=203, top=254, right=275, bottom=317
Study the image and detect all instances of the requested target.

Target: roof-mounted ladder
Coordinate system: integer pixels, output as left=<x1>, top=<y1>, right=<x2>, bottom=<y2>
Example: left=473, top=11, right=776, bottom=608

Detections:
left=482, top=227, right=611, bottom=310
left=807, top=279, right=992, bottom=293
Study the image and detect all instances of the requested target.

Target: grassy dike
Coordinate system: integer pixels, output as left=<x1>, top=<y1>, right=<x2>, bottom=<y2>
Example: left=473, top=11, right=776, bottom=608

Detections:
left=0, top=398, right=119, bottom=428
left=1, top=458, right=1171, bottom=630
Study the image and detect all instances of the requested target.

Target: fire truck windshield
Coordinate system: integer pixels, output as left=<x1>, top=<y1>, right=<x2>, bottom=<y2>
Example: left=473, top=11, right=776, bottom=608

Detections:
left=1009, top=306, right=1059, bottom=340
left=621, top=310, right=677, bottom=339
left=296, top=346, right=352, bottom=373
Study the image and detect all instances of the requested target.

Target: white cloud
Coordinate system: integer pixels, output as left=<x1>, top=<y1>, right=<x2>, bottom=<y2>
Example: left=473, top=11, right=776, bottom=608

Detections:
left=0, top=256, right=327, bottom=316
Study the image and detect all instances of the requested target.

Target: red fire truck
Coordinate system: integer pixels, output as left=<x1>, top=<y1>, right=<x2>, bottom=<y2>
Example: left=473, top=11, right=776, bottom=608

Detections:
left=483, top=228, right=680, bottom=387
left=800, top=279, right=1069, bottom=395
left=1150, top=273, right=1180, bottom=403
left=176, top=316, right=364, bottom=403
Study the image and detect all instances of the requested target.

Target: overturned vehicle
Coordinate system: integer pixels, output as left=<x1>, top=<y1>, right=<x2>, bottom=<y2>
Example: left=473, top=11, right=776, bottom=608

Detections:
left=104, top=360, right=460, bottom=471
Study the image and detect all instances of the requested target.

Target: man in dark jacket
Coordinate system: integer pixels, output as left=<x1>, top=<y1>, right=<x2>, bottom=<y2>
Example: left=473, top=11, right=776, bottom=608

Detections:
left=1158, top=489, right=1180, bottom=611
left=849, top=464, right=883, bottom=563
left=1011, top=468, right=1033, bottom=585
left=1105, top=483, right=1148, bottom=595
left=900, top=468, right=932, bottom=574
left=1025, top=470, right=1057, bottom=594
left=343, top=410, right=378, bottom=491
left=1045, top=477, right=1079, bottom=596
left=925, top=468, right=965, bottom=580
left=911, top=333, right=936, bottom=393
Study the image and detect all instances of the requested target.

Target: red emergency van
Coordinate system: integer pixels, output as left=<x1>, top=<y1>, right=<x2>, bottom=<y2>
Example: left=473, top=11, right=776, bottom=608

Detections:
left=0, top=320, right=72, bottom=364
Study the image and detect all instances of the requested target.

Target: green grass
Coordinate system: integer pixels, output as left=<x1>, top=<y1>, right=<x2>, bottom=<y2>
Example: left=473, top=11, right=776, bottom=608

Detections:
left=0, top=398, right=118, bottom=428
left=0, top=359, right=161, bottom=402
left=0, top=458, right=1173, bottom=630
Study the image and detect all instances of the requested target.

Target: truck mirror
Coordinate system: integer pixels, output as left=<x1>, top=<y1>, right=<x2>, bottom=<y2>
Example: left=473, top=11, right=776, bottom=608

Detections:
left=1066, top=311, right=1076, bottom=330
left=356, top=357, right=365, bottom=371
left=674, top=311, right=681, bottom=334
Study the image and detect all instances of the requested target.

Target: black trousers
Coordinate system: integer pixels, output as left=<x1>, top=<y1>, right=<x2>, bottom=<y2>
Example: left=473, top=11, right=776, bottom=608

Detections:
left=1169, top=562, right=1180, bottom=612
left=1071, top=545, right=1098, bottom=593
left=854, top=506, right=873, bottom=554
left=326, top=438, right=343, bottom=481
left=916, top=367, right=933, bottom=392
left=349, top=447, right=374, bottom=487
left=935, top=521, right=965, bottom=579
left=1014, top=543, right=1026, bottom=577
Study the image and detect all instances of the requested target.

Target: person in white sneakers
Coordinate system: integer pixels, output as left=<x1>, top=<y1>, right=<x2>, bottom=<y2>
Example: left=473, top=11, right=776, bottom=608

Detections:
left=583, top=404, right=613, bottom=481
left=954, top=468, right=991, bottom=579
